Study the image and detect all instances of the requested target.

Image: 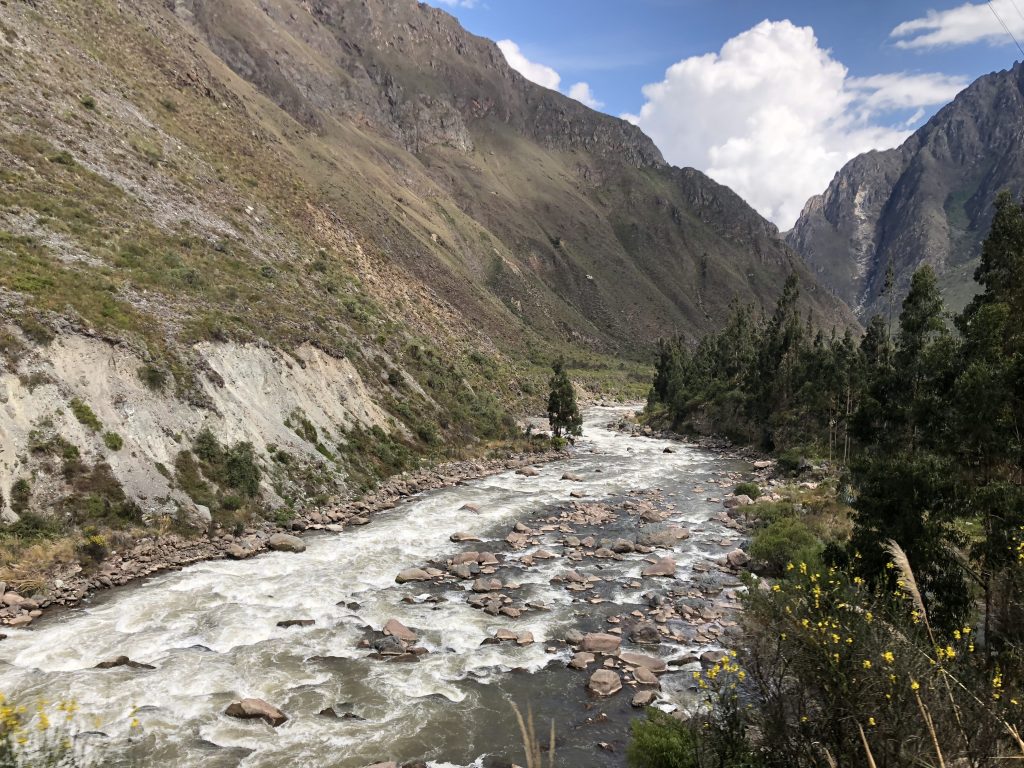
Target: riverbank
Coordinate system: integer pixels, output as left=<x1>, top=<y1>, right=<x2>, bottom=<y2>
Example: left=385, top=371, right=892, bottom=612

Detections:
left=0, top=445, right=565, bottom=631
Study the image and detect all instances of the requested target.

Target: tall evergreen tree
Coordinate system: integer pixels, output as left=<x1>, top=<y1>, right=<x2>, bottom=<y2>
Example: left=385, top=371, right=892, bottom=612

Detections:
left=547, top=360, right=582, bottom=438
left=953, top=191, right=1024, bottom=644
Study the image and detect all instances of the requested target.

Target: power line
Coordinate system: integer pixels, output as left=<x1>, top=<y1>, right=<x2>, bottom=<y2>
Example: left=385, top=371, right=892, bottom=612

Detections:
left=1006, top=0, right=1024, bottom=26
left=988, top=0, right=1024, bottom=60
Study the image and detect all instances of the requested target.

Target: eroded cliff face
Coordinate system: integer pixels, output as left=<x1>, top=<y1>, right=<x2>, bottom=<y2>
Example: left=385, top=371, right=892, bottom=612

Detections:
left=0, top=333, right=389, bottom=525
left=788, top=62, right=1024, bottom=318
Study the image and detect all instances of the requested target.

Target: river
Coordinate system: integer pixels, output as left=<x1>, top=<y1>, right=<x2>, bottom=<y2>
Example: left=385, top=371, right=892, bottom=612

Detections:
left=0, top=407, right=753, bottom=767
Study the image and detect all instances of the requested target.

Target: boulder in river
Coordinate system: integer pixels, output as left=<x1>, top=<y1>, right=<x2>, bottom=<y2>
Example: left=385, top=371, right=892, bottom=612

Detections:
left=561, top=472, right=583, bottom=482
left=395, top=568, right=432, bottom=584
left=277, top=619, right=315, bottom=628
left=569, top=652, right=595, bottom=669
left=383, top=619, right=417, bottom=643
left=267, top=533, right=306, bottom=553
left=632, top=690, right=657, bottom=707
left=588, top=669, right=622, bottom=697
left=515, top=467, right=539, bottom=477
left=472, top=578, right=503, bottom=593
left=581, top=633, right=621, bottom=654
left=619, top=652, right=668, bottom=674
left=94, top=656, right=155, bottom=670
left=450, top=532, right=482, bottom=543
left=641, top=557, right=676, bottom=578
left=637, top=527, right=690, bottom=549
left=626, top=621, right=662, bottom=645
left=224, top=698, right=288, bottom=727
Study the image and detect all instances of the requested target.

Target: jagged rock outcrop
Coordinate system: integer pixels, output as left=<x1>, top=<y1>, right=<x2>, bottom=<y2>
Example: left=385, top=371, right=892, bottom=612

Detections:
left=788, top=62, right=1024, bottom=318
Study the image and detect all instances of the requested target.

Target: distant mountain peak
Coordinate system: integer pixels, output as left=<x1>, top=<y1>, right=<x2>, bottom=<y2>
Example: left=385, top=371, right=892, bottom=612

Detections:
left=788, top=61, right=1024, bottom=317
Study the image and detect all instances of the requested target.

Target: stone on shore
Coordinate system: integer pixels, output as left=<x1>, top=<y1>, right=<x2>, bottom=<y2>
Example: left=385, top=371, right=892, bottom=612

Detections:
left=632, top=690, right=657, bottom=707
left=225, top=698, right=288, bottom=727
left=267, top=533, right=306, bottom=553
left=395, top=568, right=432, bottom=584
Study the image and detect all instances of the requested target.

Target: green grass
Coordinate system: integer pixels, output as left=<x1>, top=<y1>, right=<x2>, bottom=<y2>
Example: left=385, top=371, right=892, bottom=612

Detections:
left=69, top=398, right=102, bottom=432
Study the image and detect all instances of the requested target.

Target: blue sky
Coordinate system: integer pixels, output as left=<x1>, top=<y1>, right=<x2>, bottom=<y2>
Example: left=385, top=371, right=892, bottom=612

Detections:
left=429, top=0, right=1024, bottom=227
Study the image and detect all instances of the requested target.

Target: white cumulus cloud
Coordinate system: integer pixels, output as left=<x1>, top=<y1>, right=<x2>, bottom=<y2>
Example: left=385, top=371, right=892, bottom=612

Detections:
left=497, top=40, right=561, bottom=91
left=568, top=82, right=604, bottom=109
left=626, top=20, right=966, bottom=228
left=892, top=0, right=1024, bottom=49
left=498, top=40, right=606, bottom=110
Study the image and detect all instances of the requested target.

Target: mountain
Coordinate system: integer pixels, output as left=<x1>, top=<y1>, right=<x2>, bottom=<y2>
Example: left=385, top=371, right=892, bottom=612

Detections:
left=788, top=62, right=1024, bottom=318
left=0, top=0, right=852, bottom=523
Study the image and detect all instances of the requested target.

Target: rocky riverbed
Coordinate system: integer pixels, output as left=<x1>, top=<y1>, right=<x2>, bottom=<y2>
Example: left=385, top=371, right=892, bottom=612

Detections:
left=0, top=407, right=773, bottom=767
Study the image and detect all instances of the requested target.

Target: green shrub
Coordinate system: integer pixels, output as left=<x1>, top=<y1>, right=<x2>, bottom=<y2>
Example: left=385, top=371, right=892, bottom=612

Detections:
left=69, top=398, right=102, bottom=432
left=138, top=364, right=168, bottom=391
left=102, top=432, right=123, bottom=451
left=749, top=516, right=822, bottom=575
left=776, top=448, right=807, bottom=475
left=223, top=442, right=261, bottom=497
left=193, top=428, right=223, bottom=464
left=735, top=481, right=760, bottom=499
left=10, top=478, right=31, bottom=514
left=627, top=709, right=700, bottom=768
left=79, top=94, right=97, bottom=110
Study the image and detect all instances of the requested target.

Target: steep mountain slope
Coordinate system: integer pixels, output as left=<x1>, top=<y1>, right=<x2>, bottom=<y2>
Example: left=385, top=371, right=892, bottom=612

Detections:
left=788, top=62, right=1024, bottom=318
left=0, top=0, right=852, bottom=526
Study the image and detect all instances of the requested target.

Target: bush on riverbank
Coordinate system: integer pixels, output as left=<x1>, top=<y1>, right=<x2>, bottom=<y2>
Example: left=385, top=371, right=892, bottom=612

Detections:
left=630, top=555, right=1024, bottom=767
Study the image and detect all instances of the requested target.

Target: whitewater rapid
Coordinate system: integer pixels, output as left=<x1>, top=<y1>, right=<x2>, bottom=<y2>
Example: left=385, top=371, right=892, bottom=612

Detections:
left=0, top=407, right=749, bottom=767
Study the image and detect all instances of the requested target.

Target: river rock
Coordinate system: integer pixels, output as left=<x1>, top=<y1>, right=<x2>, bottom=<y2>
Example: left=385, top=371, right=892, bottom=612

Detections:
left=632, top=690, right=657, bottom=707
left=395, top=568, right=431, bottom=584
left=642, top=557, right=676, bottom=578
left=561, top=473, right=583, bottom=482
left=225, top=698, right=288, bottom=727
left=460, top=503, right=481, bottom=512
left=277, top=619, right=315, bottom=628
left=383, top=619, right=417, bottom=643
left=450, top=532, right=481, bottom=543
left=1, top=592, right=23, bottom=607
left=581, top=633, right=621, bottom=654
left=267, top=533, right=306, bottom=553
left=632, top=666, right=660, bottom=685
left=94, top=655, right=155, bottom=670
left=637, top=527, right=690, bottom=548
left=726, top=549, right=750, bottom=568
left=565, top=629, right=584, bottom=645
left=569, top=651, right=595, bottom=669
left=515, top=467, right=539, bottom=477
left=723, top=495, right=754, bottom=509
left=701, top=650, right=729, bottom=665
left=619, top=652, right=668, bottom=673
left=373, top=636, right=407, bottom=655
left=472, top=578, right=503, bottom=592
left=452, top=552, right=480, bottom=565
left=588, top=669, right=622, bottom=697
left=626, top=621, right=661, bottom=645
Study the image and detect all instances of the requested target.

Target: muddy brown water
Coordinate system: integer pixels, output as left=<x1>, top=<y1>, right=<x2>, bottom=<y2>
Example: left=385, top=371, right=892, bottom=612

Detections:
left=0, top=407, right=752, bottom=767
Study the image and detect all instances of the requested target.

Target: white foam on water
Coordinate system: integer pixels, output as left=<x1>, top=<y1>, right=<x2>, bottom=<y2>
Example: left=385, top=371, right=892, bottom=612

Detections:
left=0, top=407, right=745, bottom=767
